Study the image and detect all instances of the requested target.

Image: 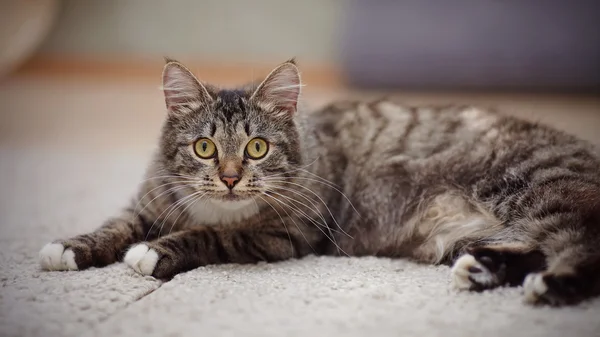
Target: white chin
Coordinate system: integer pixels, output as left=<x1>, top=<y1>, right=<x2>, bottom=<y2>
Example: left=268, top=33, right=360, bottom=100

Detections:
left=215, top=197, right=255, bottom=210
left=188, top=197, right=259, bottom=225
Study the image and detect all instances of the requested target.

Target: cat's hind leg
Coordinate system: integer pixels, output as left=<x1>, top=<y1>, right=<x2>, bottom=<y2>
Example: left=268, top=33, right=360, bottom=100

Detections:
left=451, top=243, right=546, bottom=291
left=523, top=226, right=600, bottom=306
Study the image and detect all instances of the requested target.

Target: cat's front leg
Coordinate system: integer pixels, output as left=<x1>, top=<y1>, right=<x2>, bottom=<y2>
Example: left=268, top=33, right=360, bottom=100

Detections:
left=39, top=208, right=154, bottom=271
left=124, top=223, right=319, bottom=279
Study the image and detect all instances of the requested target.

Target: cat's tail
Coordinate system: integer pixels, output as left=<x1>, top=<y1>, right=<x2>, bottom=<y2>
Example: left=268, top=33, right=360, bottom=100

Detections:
left=524, top=202, right=600, bottom=305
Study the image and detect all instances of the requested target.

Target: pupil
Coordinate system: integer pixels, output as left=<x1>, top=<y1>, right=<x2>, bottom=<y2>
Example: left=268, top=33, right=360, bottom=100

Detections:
left=255, top=142, right=260, bottom=152
left=202, top=142, right=207, bottom=152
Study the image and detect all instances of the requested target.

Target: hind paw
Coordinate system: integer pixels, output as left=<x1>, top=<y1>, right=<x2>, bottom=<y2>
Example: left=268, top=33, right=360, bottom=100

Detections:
left=523, top=272, right=589, bottom=306
left=451, top=254, right=501, bottom=290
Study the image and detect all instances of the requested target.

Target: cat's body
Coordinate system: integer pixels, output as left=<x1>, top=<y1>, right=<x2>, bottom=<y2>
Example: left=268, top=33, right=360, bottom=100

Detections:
left=40, top=60, right=600, bottom=306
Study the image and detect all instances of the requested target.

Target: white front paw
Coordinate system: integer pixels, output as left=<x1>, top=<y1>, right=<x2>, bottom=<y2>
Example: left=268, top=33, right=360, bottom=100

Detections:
left=39, top=243, right=78, bottom=271
left=451, top=254, right=496, bottom=290
left=124, top=244, right=158, bottom=276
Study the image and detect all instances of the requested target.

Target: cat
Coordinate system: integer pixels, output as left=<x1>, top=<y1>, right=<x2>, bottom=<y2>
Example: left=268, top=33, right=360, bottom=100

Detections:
left=39, top=59, right=600, bottom=306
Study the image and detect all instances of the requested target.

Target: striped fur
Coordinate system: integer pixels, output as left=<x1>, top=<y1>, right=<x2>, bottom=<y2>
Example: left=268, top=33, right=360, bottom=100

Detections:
left=40, top=60, right=600, bottom=306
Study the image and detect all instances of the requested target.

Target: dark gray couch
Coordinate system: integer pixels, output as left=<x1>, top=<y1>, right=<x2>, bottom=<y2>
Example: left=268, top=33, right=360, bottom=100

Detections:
left=340, top=0, right=600, bottom=90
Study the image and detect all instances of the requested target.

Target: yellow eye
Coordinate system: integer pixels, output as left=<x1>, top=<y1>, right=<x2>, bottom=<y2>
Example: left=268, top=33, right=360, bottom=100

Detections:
left=193, top=138, right=216, bottom=159
left=245, top=138, right=269, bottom=159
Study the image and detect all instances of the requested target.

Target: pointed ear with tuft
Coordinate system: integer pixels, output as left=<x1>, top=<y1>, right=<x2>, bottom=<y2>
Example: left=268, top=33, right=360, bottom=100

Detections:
left=162, top=60, right=212, bottom=114
left=250, top=60, right=302, bottom=116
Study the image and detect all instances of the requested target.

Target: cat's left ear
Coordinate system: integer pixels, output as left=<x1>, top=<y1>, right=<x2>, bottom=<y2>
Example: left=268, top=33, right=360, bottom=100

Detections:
left=250, top=59, right=302, bottom=116
left=162, top=59, right=213, bottom=114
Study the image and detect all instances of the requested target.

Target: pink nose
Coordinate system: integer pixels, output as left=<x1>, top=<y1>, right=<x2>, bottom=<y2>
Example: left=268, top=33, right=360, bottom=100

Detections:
left=220, top=175, right=240, bottom=189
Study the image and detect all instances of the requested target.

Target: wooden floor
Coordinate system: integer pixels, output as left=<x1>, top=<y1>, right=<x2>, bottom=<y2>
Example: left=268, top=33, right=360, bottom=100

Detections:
left=1, top=74, right=600, bottom=154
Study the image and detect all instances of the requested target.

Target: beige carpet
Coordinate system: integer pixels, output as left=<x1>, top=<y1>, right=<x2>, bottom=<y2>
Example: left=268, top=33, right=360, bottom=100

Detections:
left=1, top=77, right=600, bottom=337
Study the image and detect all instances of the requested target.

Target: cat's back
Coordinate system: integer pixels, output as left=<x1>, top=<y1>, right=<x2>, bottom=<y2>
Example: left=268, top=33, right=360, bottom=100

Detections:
left=311, top=98, right=600, bottom=186
left=313, top=99, right=501, bottom=162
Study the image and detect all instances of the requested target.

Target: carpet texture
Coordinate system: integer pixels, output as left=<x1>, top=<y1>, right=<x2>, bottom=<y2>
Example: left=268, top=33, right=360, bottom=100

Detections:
left=2, top=79, right=600, bottom=337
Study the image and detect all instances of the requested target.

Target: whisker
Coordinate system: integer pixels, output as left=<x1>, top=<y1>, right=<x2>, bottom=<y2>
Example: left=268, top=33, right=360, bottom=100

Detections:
left=265, top=189, right=342, bottom=256
left=264, top=188, right=345, bottom=235
left=297, top=169, right=342, bottom=188
left=138, top=174, right=200, bottom=183
left=133, top=180, right=202, bottom=219
left=263, top=184, right=342, bottom=232
left=261, top=193, right=323, bottom=252
left=252, top=198, right=262, bottom=222
left=261, top=156, right=320, bottom=179
left=167, top=192, right=209, bottom=235
left=263, top=192, right=349, bottom=257
left=256, top=195, right=303, bottom=254
left=157, top=190, right=207, bottom=237
left=151, top=190, right=205, bottom=239
left=138, top=185, right=189, bottom=241
left=265, top=182, right=344, bottom=246
left=261, top=180, right=353, bottom=239
left=264, top=174, right=362, bottom=219
left=135, top=185, right=191, bottom=232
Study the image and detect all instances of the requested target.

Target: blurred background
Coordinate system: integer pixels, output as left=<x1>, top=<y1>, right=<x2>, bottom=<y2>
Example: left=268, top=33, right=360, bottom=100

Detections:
left=0, top=0, right=599, bottom=154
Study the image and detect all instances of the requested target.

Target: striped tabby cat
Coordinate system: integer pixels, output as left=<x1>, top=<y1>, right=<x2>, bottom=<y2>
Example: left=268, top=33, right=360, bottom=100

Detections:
left=40, top=59, right=600, bottom=306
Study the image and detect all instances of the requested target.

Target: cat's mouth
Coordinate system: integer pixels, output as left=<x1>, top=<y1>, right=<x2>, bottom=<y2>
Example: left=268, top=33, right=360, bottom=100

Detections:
left=222, top=193, right=244, bottom=201
left=216, top=190, right=259, bottom=202
left=210, top=191, right=259, bottom=210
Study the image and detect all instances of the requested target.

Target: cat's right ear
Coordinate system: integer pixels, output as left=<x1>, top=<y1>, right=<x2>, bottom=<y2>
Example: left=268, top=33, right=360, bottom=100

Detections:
left=162, top=60, right=213, bottom=114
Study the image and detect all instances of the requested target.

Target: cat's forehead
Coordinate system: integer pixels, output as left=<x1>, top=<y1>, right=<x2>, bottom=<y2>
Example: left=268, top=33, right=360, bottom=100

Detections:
left=210, top=89, right=276, bottom=134
left=213, top=89, right=250, bottom=123
left=180, top=87, right=282, bottom=139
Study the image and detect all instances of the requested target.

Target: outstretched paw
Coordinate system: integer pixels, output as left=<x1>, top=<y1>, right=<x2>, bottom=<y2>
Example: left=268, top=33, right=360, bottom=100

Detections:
left=124, top=243, right=181, bottom=279
left=124, top=244, right=159, bottom=276
left=39, top=243, right=78, bottom=271
left=451, top=254, right=501, bottom=290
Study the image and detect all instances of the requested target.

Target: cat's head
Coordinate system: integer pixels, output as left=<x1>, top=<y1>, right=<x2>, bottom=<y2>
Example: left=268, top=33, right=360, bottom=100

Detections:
left=158, top=59, right=303, bottom=205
